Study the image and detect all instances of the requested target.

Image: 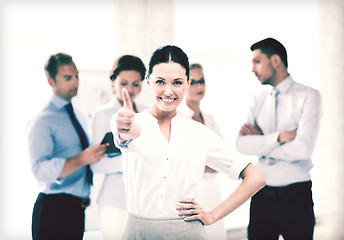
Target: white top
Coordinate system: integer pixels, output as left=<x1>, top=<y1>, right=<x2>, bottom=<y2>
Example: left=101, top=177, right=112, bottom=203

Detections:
left=177, top=102, right=223, bottom=138
left=236, top=76, right=322, bottom=186
left=91, top=97, right=146, bottom=207
left=178, top=103, right=226, bottom=240
left=112, top=109, right=250, bottom=218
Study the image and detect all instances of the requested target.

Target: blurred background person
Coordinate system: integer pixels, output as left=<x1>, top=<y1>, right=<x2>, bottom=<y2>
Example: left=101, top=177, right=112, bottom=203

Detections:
left=90, top=55, right=147, bottom=240
left=236, top=38, right=322, bottom=240
left=27, top=53, right=107, bottom=239
left=178, top=63, right=226, bottom=240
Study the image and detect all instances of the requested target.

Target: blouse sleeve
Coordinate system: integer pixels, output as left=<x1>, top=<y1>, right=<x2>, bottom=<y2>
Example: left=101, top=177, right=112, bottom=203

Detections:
left=204, top=128, right=251, bottom=180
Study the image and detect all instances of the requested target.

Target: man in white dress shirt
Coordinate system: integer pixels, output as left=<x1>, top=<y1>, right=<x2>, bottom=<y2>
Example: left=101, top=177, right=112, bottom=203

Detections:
left=236, top=38, right=322, bottom=240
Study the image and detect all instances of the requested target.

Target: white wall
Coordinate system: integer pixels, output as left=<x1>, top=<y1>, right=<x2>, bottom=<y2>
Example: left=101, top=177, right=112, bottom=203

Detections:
left=1, top=0, right=343, bottom=239
left=0, top=1, right=117, bottom=238
left=316, top=0, right=344, bottom=237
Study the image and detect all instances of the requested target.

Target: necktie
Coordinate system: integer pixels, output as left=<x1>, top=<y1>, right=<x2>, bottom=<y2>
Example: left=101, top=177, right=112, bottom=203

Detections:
left=65, top=103, right=93, bottom=185
left=269, top=88, right=280, bottom=133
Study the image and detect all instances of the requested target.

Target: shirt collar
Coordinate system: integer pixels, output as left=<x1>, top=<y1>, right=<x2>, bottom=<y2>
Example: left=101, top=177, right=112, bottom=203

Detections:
left=51, top=93, right=70, bottom=110
left=177, top=102, right=194, bottom=119
left=110, top=97, right=123, bottom=109
left=274, top=75, right=294, bottom=94
left=143, top=109, right=158, bottom=123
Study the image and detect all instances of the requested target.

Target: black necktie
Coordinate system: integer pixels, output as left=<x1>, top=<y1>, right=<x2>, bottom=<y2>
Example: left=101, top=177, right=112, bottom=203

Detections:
left=65, top=103, right=93, bottom=185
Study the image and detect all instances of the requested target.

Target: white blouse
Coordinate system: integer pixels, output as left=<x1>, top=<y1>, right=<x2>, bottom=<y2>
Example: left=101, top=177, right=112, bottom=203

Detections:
left=177, top=102, right=223, bottom=138
left=112, top=109, right=250, bottom=218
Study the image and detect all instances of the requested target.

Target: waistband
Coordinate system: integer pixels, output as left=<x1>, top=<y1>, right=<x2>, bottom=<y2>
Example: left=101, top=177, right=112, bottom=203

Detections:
left=259, top=181, right=312, bottom=199
left=37, top=192, right=90, bottom=208
left=127, top=212, right=183, bottom=221
left=124, top=212, right=207, bottom=240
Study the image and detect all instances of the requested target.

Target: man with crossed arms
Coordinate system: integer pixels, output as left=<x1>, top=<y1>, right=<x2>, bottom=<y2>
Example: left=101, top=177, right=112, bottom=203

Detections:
left=236, top=38, right=322, bottom=240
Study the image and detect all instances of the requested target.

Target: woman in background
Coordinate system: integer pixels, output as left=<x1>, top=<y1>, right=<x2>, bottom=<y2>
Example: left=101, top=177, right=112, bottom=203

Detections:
left=90, top=55, right=146, bottom=239
left=178, top=63, right=226, bottom=240
left=113, top=45, right=265, bottom=239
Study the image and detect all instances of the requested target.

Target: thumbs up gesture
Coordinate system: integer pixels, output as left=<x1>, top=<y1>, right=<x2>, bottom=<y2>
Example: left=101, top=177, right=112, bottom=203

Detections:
left=115, top=88, right=141, bottom=141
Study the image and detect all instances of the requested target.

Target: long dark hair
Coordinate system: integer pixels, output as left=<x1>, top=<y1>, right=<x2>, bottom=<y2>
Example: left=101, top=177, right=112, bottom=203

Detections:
left=110, top=55, right=146, bottom=81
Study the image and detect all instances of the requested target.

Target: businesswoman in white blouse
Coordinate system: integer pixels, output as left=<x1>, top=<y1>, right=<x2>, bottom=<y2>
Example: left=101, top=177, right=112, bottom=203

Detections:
left=178, top=63, right=226, bottom=240
left=90, top=55, right=147, bottom=240
left=112, top=45, right=265, bottom=239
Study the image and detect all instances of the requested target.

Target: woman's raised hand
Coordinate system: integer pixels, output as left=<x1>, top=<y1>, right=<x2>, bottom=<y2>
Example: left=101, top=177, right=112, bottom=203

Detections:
left=116, top=88, right=141, bottom=141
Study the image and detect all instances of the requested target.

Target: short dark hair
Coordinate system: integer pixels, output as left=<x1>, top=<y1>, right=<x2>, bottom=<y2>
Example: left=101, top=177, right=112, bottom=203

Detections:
left=148, top=45, right=190, bottom=79
left=190, top=63, right=203, bottom=70
left=44, top=53, right=74, bottom=81
left=250, top=38, right=288, bottom=68
left=110, top=55, right=146, bottom=81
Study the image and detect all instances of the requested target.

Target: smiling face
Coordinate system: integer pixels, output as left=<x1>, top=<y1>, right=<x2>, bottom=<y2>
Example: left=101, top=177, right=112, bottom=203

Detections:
left=147, top=61, right=189, bottom=117
left=112, top=70, right=142, bottom=104
left=185, top=67, right=206, bottom=104
left=48, top=63, right=79, bottom=102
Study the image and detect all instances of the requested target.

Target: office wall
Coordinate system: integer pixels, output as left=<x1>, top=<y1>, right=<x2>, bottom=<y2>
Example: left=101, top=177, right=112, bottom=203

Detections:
left=316, top=0, right=344, bottom=238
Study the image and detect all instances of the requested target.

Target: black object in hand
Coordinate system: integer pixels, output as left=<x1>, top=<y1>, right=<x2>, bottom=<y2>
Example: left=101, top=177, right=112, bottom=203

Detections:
left=101, top=132, right=121, bottom=154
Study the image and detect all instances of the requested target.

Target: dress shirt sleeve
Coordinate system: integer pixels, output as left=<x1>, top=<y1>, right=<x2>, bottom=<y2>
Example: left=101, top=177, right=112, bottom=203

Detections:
left=268, top=89, right=322, bottom=161
left=90, top=110, right=122, bottom=174
left=236, top=133, right=280, bottom=156
left=236, top=94, right=280, bottom=156
left=26, top=119, right=66, bottom=183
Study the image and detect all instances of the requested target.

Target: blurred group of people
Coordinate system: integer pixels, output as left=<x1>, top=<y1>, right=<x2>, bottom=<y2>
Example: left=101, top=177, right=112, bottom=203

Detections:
left=26, top=37, right=321, bottom=240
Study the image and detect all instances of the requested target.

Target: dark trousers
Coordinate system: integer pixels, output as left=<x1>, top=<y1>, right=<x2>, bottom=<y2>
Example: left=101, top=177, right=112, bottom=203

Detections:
left=32, top=193, right=89, bottom=240
left=248, top=181, right=315, bottom=240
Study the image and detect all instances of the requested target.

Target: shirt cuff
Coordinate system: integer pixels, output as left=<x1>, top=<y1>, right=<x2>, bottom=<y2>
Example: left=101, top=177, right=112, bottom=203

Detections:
left=115, top=133, right=132, bottom=148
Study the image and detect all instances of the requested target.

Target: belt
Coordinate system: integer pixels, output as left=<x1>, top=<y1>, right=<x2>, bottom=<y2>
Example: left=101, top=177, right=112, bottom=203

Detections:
left=259, top=181, right=312, bottom=199
left=38, top=193, right=91, bottom=208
